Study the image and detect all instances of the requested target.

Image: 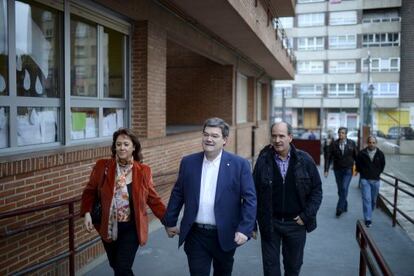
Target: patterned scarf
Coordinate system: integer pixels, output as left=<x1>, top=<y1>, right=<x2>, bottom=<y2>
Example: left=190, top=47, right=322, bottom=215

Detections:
left=107, top=157, right=133, bottom=241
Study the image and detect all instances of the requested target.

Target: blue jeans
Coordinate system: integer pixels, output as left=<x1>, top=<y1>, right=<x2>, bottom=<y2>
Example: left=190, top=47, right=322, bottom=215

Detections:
left=360, top=178, right=380, bottom=221
left=334, top=168, right=353, bottom=212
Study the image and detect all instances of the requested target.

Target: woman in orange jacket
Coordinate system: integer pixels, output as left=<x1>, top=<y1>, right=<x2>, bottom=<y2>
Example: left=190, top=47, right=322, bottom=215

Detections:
left=81, top=128, right=166, bottom=275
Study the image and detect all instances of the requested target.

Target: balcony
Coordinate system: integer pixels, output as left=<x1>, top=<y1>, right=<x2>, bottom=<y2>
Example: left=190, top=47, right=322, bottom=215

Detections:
left=164, top=0, right=296, bottom=79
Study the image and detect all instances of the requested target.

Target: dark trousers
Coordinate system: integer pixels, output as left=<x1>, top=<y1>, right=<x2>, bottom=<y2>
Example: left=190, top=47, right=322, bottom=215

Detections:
left=261, top=220, right=306, bottom=276
left=102, top=221, right=139, bottom=276
left=334, top=168, right=353, bottom=212
left=184, top=226, right=236, bottom=276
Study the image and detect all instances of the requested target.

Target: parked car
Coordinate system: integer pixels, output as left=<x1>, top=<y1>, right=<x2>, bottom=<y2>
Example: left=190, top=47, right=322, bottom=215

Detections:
left=372, top=130, right=386, bottom=138
left=347, top=130, right=358, bottom=143
left=387, top=127, right=414, bottom=140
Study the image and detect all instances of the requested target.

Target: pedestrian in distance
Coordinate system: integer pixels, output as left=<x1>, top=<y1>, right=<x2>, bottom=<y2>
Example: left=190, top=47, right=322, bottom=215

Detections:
left=323, top=132, right=334, bottom=169
left=81, top=128, right=166, bottom=276
left=308, top=130, right=316, bottom=140
left=163, top=117, right=257, bottom=276
left=324, top=127, right=358, bottom=217
left=355, top=135, right=385, bottom=227
left=253, top=121, right=322, bottom=276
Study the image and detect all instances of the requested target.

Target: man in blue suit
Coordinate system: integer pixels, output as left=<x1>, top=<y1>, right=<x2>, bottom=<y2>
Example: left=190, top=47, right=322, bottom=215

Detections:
left=163, top=117, right=257, bottom=276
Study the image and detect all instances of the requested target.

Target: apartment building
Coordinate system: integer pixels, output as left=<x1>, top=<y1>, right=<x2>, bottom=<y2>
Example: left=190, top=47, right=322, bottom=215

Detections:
left=274, top=0, right=404, bottom=135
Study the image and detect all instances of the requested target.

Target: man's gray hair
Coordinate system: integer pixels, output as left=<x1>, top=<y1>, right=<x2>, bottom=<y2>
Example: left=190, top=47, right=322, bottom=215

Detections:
left=271, top=121, right=293, bottom=135
left=203, top=117, right=230, bottom=138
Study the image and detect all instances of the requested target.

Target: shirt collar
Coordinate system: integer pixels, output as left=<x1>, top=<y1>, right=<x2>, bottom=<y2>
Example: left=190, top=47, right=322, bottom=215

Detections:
left=275, top=150, right=291, bottom=162
left=203, top=150, right=223, bottom=166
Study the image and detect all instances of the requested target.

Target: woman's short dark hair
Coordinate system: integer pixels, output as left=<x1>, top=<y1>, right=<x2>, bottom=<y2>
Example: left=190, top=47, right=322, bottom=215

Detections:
left=203, top=117, right=230, bottom=138
left=111, top=128, right=143, bottom=162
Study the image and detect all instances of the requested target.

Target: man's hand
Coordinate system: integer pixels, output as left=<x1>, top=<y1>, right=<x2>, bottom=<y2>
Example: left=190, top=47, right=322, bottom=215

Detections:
left=234, top=232, right=248, bottom=245
left=165, top=226, right=180, bottom=238
left=252, top=231, right=257, bottom=240
left=84, top=212, right=94, bottom=233
left=294, top=216, right=304, bottom=226
left=324, top=171, right=328, bottom=177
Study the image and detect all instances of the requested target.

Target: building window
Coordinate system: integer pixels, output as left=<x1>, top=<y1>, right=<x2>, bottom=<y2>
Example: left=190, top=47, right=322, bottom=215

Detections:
left=236, top=73, right=248, bottom=124
left=362, top=10, right=400, bottom=23
left=0, top=0, right=129, bottom=152
left=297, top=61, right=324, bottom=74
left=297, top=37, right=324, bottom=51
left=329, top=35, right=356, bottom=49
left=256, top=83, right=262, bottom=121
left=296, top=84, right=323, bottom=97
left=329, top=60, right=356, bottom=73
left=361, top=58, right=400, bottom=72
left=297, top=13, right=325, bottom=27
left=277, top=17, right=293, bottom=29
left=362, top=33, right=400, bottom=47
left=329, top=11, right=357, bottom=25
left=361, top=82, right=399, bottom=98
left=328, top=83, right=356, bottom=97
left=275, top=85, right=292, bottom=98
left=0, top=107, right=9, bottom=148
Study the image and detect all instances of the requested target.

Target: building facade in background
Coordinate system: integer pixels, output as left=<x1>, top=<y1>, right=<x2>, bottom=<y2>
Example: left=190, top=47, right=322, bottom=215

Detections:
left=0, top=0, right=295, bottom=274
left=273, top=0, right=409, bottom=137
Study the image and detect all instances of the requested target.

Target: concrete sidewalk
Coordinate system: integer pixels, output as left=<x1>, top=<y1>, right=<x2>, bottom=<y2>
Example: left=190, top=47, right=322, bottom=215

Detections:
left=84, top=166, right=414, bottom=276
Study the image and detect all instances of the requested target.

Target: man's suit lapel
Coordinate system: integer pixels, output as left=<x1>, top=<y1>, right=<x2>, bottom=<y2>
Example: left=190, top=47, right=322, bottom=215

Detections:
left=215, top=151, right=231, bottom=204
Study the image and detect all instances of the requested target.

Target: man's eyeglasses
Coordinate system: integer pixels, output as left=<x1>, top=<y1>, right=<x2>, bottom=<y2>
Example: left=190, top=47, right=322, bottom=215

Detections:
left=202, top=132, right=222, bottom=139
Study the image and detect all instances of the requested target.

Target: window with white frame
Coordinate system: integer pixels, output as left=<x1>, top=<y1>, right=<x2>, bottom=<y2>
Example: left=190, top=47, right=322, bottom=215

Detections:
left=297, top=61, right=324, bottom=74
left=362, top=33, right=400, bottom=47
left=277, top=17, right=293, bottom=29
left=362, top=10, right=400, bottom=23
left=296, top=84, right=323, bottom=97
left=236, top=73, right=248, bottom=124
left=297, top=13, right=325, bottom=27
left=275, top=85, right=292, bottom=98
left=361, top=57, right=400, bottom=72
left=361, top=82, right=399, bottom=98
left=0, top=0, right=130, bottom=152
left=329, top=11, right=357, bottom=25
left=329, top=60, right=356, bottom=73
left=297, top=37, right=324, bottom=51
left=329, top=35, right=356, bottom=49
left=328, top=83, right=356, bottom=97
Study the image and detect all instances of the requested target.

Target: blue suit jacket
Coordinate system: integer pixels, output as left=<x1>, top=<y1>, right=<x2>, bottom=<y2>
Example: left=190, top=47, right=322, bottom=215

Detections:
left=164, top=151, right=257, bottom=251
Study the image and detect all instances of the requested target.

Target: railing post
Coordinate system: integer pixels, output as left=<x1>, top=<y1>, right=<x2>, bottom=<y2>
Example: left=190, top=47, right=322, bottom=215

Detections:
left=392, top=178, right=399, bottom=227
left=358, top=227, right=367, bottom=276
left=68, top=202, right=75, bottom=276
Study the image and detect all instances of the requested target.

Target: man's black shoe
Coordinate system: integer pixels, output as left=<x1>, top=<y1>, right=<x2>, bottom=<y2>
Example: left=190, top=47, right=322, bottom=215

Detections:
left=365, top=220, right=372, bottom=227
left=336, top=210, right=342, bottom=217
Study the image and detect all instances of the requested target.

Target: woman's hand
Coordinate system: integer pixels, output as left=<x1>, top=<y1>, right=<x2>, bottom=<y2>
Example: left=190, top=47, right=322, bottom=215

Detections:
left=84, top=212, right=94, bottom=233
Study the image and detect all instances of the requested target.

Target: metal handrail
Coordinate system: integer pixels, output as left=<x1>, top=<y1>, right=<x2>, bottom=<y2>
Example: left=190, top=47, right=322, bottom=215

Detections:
left=379, top=172, right=414, bottom=227
left=0, top=171, right=178, bottom=275
left=356, top=220, right=393, bottom=276
left=0, top=197, right=80, bottom=276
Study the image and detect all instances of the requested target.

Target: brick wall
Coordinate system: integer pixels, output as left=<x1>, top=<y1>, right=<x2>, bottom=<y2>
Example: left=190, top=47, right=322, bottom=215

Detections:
left=166, top=40, right=234, bottom=125
left=131, top=21, right=167, bottom=138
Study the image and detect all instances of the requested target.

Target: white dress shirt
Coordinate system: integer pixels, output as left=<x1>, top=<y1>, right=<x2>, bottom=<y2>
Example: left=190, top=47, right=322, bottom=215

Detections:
left=195, top=151, right=222, bottom=225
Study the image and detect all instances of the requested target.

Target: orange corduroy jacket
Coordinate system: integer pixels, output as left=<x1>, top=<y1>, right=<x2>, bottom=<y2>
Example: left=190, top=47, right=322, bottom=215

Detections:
left=80, top=158, right=166, bottom=245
